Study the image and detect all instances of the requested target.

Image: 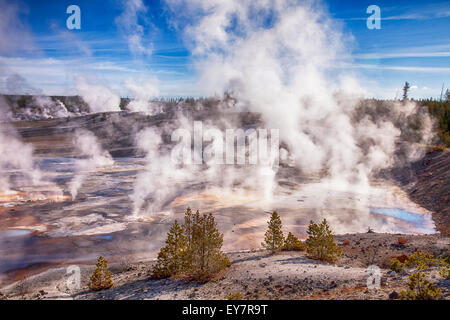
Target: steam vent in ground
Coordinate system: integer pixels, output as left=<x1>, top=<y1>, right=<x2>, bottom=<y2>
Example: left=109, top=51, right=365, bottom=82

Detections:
left=0, top=0, right=448, bottom=302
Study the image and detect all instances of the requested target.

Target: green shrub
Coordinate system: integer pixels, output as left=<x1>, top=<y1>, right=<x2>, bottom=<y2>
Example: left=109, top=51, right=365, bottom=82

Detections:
left=390, top=258, right=404, bottom=272
left=404, top=251, right=438, bottom=270
left=89, top=256, right=113, bottom=291
left=261, top=211, right=284, bottom=252
left=283, top=232, right=305, bottom=251
left=305, top=219, right=342, bottom=263
left=226, top=292, right=243, bottom=300
left=400, top=272, right=443, bottom=300
left=390, top=251, right=440, bottom=273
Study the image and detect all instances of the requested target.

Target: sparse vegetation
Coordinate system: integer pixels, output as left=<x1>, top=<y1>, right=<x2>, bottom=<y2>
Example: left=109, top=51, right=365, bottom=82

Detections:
left=305, top=219, right=342, bottom=263
left=390, top=251, right=440, bottom=273
left=390, top=251, right=449, bottom=298
left=261, top=211, right=284, bottom=252
left=88, top=256, right=113, bottom=291
left=152, top=208, right=230, bottom=282
left=404, top=251, right=438, bottom=270
left=400, top=271, right=443, bottom=300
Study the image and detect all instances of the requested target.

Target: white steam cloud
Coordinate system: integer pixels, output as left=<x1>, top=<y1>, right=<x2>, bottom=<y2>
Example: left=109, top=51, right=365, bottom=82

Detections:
left=69, top=129, right=114, bottom=199
left=115, top=0, right=153, bottom=57
left=76, top=77, right=121, bottom=113
left=0, top=96, right=43, bottom=192
left=129, top=0, right=435, bottom=235
left=124, top=77, right=161, bottom=115
left=167, top=0, right=433, bottom=186
left=0, top=0, right=34, bottom=55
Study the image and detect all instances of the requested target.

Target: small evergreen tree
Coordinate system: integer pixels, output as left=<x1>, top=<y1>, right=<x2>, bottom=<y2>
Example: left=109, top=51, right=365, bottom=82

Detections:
left=262, top=211, right=284, bottom=252
left=88, top=256, right=113, bottom=291
left=283, top=232, right=305, bottom=251
left=151, top=208, right=230, bottom=282
left=305, top=219, right=342, bottom=263
left=187, top=210, right=230, bottom=281
left=152, top=220, right=187, bottom=278
left=183, top=207, right=194, bottom=267
left=402, top=81, right=410, bottom=101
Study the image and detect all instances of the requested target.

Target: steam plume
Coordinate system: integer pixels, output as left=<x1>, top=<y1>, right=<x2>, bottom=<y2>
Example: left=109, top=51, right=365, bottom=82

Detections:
left=129, top=0, right=435, bottom=235
left=69, top=129, right=114, bottom=199
left=76, top=77, right=121, bottom=113
left=0, top=96, right=42, bottom=192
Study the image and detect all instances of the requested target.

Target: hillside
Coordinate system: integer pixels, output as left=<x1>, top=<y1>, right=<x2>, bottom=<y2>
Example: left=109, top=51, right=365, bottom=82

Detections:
left=406, top=150, right=450, bottom=228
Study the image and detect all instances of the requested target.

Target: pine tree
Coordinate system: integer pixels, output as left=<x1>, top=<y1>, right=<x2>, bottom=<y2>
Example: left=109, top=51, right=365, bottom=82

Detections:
left=283, top=232, right=305, bottom=251
left=305, top=219, right=342, bottom=263
left=152, top=208, right=230, bottom=282
left=402, top=81, right=410, bottom=101
left=183, top=207, right=194, bottom=267
left=152, top=220, right=187, bottom=278
left=262, top=211, right=284, bottom=252
left=88, top=256, right=113, bottom=291
left=188, top=210, right=230, bottom=281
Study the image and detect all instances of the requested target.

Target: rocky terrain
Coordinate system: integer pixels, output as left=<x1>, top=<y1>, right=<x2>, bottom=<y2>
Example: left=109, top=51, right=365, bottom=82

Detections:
left=399, top=149, right=449, bottom=228
left=1, top=233, right=448, bottom=300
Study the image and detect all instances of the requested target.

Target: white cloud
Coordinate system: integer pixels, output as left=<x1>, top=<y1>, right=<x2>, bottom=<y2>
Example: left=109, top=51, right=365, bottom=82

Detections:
left=354, top=52, right=450, bottom=59
left=115, top=0, right=153, bottom=57
left=347, top=63, right=450, bottom=73
left=0, top=0, right=34, bottom=55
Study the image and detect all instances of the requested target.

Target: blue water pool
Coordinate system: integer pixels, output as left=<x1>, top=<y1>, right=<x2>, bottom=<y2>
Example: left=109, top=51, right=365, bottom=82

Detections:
left=370, top=208, right=425, bottom=224
left=96, top=235, right=113, bottom=240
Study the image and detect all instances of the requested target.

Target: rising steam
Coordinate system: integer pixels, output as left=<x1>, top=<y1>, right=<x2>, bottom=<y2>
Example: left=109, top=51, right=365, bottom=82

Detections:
left=124, top=77, right=161, bottom=115
left=76, top=77, right=121, bottom=113
left=129, top=0, right=435, bottom=233
left=69, top=129, right=114, bottom=199
left=168, top=0, right=433, bottom=185
left=0, top=96, right=45, bottom=193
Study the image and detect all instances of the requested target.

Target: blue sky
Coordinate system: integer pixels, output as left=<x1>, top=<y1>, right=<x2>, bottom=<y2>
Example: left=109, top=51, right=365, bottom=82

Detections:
left=0, top=0, right=449, bottom=99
